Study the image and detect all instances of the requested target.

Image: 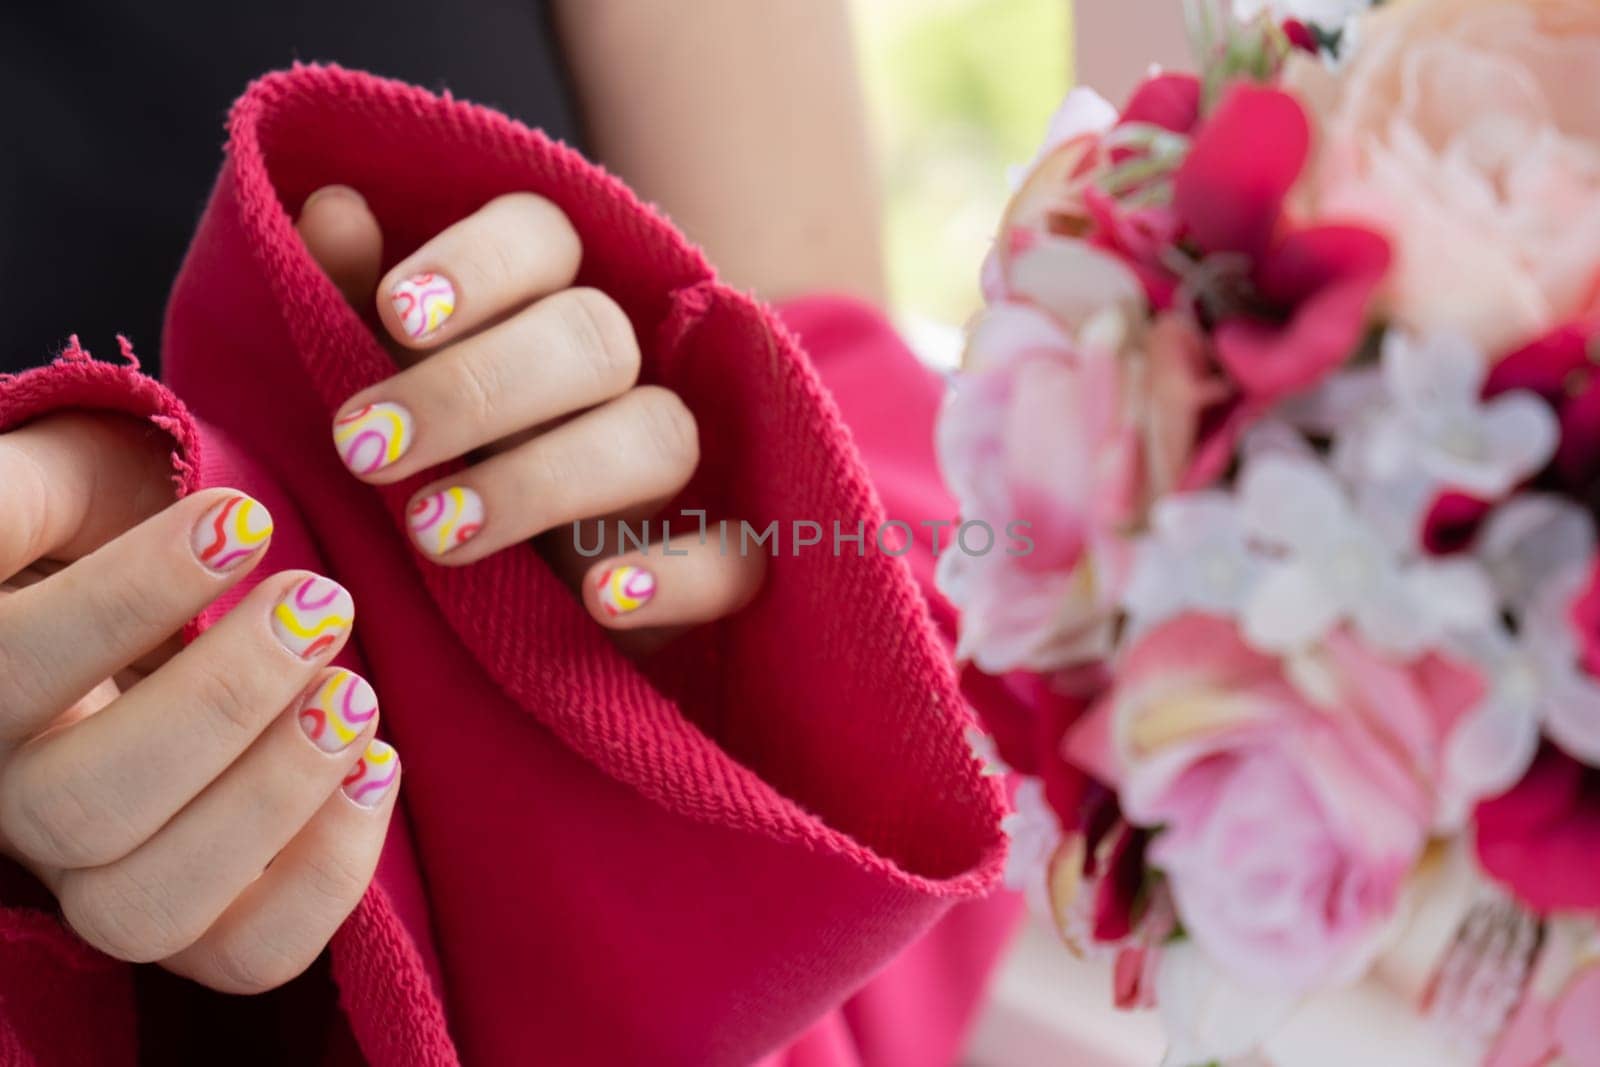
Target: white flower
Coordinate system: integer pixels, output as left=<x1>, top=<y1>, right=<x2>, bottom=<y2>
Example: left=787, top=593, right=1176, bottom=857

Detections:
left=1156, top=940, right=1298, bottom=1067
left=1001, top=777, right=1061, bottom=920
left=1238, top=453, right=1494, bottom=656
left=1440, top=498, right=1600, bottom=811
left=1124, top=492, right=1259, bottom=628
left=1359, top=331, right=1557, bottom=500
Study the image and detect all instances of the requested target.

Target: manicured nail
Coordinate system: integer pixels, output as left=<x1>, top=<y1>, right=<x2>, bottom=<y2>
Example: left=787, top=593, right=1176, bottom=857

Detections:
left=597, top=565, right=656, bottom=616
left=192, top=494, right=273, bottom=573
left=298, top=669, right=377, bottom=753
left=343, top=740, right=400, bottom=807
left=408, top=487, right=484, bottom=558
left=333, top=402, right=414, bottom=475
left=272, top=576, right=354, bottom=659
left=391, top=272, right=455, bottom=341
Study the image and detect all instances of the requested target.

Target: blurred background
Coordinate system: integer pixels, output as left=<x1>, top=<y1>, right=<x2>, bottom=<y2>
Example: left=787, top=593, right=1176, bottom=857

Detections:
left=849, top=0, right=1187, bottom=368
left=847, top=2, right=1181, bottom=1062
left=852, top=0, right=1071, bottom=333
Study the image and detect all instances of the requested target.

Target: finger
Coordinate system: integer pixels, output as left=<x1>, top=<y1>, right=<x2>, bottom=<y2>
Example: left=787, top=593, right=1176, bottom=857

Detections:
left=160, top=740, right=399, bottom=994
left=583, top=522, right=766, bottom=631
left=404, top=386, right=699, bottom=564
left=330, top=287, right=639, bottom=482
left=54, top=693, right=384, bottom=964
left=377, top=192, right=581, bottom=348
left=0, top=572, right=354, bottom=870
left=296, top=185, right=384, bottom=308
left=0, top=412, right=175, bottom=581
left=0, top=488, right=273, bottom=744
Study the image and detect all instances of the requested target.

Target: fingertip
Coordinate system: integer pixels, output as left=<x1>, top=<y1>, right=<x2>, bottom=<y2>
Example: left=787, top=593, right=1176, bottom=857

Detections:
left=188, top=490, right=274, bottom=577
left=587, top=561, right=658, bottom=628
left=379, top=268, right=459, bottom=351
left=297, top=185, right=383, bottom=308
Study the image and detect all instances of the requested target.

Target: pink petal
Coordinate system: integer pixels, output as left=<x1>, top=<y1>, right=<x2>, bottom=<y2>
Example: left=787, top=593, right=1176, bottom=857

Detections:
left=1117, top=72, right=1202, bottom=135
left=1173, top=84, right=1311, bottom=260
left=1553, top=967, right=1600, bottom=1067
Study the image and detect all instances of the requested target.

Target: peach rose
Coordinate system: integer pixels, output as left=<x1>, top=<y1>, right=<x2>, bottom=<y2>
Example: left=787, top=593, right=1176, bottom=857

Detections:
left=1070, top=614, right=1486, bottom=993
left=1296, top=0, right=1600, bottom=354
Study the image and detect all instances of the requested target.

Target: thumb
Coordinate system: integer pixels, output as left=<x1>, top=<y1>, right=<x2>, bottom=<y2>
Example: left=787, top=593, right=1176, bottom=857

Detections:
left=296, top=185, right=384, bottom=309
left=0, top=412, right=175, bottom=579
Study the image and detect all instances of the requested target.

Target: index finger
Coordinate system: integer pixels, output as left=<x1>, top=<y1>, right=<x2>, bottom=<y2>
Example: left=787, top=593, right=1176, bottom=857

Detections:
left=0, top=488, right=273, bottom=742
left=377, top=192, right=582, bottom=349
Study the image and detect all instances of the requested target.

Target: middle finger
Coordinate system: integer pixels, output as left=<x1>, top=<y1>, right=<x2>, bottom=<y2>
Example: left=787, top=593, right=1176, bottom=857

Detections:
left=330, top=287, right=640, bottom=483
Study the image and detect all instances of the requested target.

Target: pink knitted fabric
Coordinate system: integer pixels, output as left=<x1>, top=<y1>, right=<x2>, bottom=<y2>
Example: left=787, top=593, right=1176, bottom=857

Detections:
left=0, top=66, right=1013, bottom=1066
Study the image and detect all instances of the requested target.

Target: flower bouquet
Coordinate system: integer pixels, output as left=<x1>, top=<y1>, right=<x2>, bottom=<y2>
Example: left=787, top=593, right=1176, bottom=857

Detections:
left=940, top=1, right=1600, bottom=1063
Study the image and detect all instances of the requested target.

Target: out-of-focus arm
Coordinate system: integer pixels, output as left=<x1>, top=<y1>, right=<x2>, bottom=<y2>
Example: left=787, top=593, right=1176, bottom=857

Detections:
left=552, top=0, right=886, bottom=304
left=1072, top=0, right=1193, bottom=105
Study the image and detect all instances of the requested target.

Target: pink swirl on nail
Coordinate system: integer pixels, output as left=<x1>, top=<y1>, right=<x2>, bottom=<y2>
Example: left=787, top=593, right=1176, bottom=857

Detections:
left=391, top=272, right=456, bottom=340
left=408, top=487, right=484, bottom=557
left=272, top=577, right=354, bottom=659
left=597, top=565, right=656, bottom=616
left=333, top=402, right=413, bottom=474
left=298, top=669, right=378, bottom=753
left=342, top=740, right=400, bottom=807
left=192, top=495, right=273, bottom=573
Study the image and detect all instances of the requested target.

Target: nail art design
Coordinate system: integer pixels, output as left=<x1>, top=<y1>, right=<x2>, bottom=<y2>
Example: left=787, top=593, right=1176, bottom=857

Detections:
left=333, top=402, right=414, bottom=475
left=342, top=740, right=399, bottom=807
left=192, top=494, right=273, bottom=572
left=298, top=669, right=377, bottom=753
left=272, top=577, right=354, bottom=659
left=408, top=487, right=484, bottom=557
left=597, top=565, right=656, bottom=616
left=391, top=272, right=455, bottom=340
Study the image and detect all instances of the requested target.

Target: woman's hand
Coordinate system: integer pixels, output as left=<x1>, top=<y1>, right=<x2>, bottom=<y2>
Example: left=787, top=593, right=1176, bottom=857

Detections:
left=0, top=415, right=398, bottom=992
left=298, top=187, right=765, bottom=642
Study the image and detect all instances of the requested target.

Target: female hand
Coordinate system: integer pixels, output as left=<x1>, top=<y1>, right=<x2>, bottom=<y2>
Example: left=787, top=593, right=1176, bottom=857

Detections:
left=298, top=187, right=766, bottom=642
left=0, top=415, right=398, bottom=992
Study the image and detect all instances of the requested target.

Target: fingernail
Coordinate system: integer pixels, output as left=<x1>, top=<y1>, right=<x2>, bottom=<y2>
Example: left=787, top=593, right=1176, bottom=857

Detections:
left=272, top=576, right=354, bottom=659
left=192, top=494, right=274, bottom=573
left=343, top=740, right=400, bottom=807
left=391, top=272, right=455, bottom=341
left=333, top=402, right=414, bottom=475
left=298, top=669, right=377, bottom=753
left=408, top=487, right=484, bottom=558
left=597, top=565, right=656, bottom=616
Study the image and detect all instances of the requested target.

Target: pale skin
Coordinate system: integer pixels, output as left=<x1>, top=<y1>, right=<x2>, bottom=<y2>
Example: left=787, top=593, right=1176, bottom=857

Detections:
left=0, top=1, right=877, bottom=993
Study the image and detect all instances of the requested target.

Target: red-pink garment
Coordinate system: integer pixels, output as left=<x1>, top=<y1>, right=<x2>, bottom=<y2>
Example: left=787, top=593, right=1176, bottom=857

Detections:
left=0, top=66, right=1018, bottom=1066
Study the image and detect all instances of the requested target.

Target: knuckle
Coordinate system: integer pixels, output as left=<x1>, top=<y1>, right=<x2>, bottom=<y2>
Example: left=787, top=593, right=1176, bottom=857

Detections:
left=523, top=442, right=582, bottom=524
left=1, top=757, right=138, bottom=869
left=60, top=866, right=190, bottom=963
left=559, top=288, right=639, bottom=391
left=633, top=387, right=700, bottom=472
left=451, top=349, right=505, bottom=427
left=83, top=567, right=172, bottom=640
left=490, top=193, right=580, bottom=259
left=299, top=848, right=371, bottom=911
left=0, top=630, right=51, bottom=738
left=0, top=443, right=51, bottom=572
left=198, top=932, right=312, bottom=995
left=186, top=661, right=269, bottom=744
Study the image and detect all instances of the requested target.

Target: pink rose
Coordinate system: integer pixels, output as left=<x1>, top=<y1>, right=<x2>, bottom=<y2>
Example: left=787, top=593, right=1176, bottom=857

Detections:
left=1070, top=613, right=1485, bottom=991
left=938, top=244, right=1214, bottom=673
left=1297, top=0, right=1600, bottom=353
